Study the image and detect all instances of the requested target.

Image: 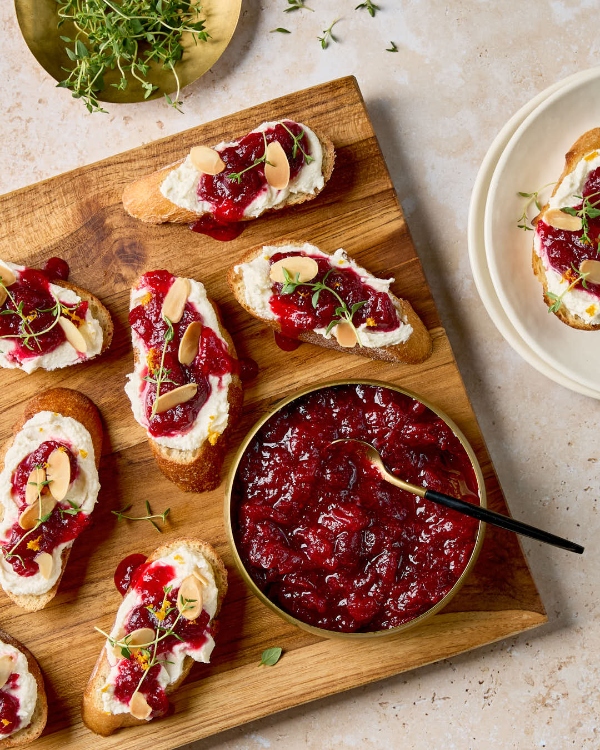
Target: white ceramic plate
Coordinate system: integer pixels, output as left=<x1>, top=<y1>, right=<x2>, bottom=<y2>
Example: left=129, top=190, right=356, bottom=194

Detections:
left=481, top=68, right=600, bottom=397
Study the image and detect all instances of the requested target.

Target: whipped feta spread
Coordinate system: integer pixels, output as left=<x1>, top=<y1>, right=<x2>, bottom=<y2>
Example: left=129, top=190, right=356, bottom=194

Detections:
left=0, top=411, right=100, bottom=595
left=233, top=243, right=413, bottom=347
left=124, top=278, right=232, bottom=451
left=0, top=262, right=103, bottom=374
left=160, top=121, right=324, bottom=218
left=101, top=545, right=218, bottom=716
left=0, top=642, right=37, bottom=737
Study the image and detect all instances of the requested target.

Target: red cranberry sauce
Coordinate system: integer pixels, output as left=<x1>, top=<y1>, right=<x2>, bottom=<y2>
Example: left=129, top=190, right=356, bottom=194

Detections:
left=129, top=271, right=236, bottom=439
left=2, top=442, right=87, bottom=577
left=196, top=121, right=310, bottom=223
left=268, top=253, right=400, bottom=339
left=189, top=215, right=246, bottom=241
left=0, top=266, right=88, bottom=362
left=0, top=678, right=20, bottom=736
left=233, top=385, right=480, bottom=633
left=111, top=560, right=211, bottom=715
left=114, top=553, right=147, bottom=596
left=41, top=257, right=70, bottom=282
left=537, top=165, right=600, bottom=298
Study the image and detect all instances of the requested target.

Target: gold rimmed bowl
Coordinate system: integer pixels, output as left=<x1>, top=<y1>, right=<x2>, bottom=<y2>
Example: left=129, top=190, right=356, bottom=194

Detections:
left=15, top=0, right=242, bottom=105
left=225, top=380, right=486, bottom=640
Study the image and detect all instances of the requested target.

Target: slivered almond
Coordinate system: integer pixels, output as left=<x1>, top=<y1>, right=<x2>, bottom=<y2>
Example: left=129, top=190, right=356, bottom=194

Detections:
left=107, top=628, right=126, bottom=660
left=269, top=256, right=319, bottom=284
left=190, top=146, right=225, bottom=175
left=25, top=467, right=47, bottom=506
left=192, top=568, right=209, bottom=587
left=161, top=277, right=190, bottom=324
left=19, top=493, right=56, bottom=530
left=333, top=321, right=358, bottom=348
left=36, top=551, right=53, bottom=580
left=46, top=448, right=71, bottom=502
left=579, top=259, right=600, bottom=284
left=178, top=321, right=202, bottom=365
left=129, top=691, right=152, bottom=720
left=0, top=263, right=16, bottom=287
left=153, top=383, right=197, bottom=414
left=177, top=575, right=203, bottom=620
left=57, top=316, right=88, bottom=353
left=0, top=656, right=13, bottom=690
left=264, top=141, right=290, bottom=190
left=127, top=628, right=155, bottom=648
left=0, top=287, right=6, bottom=307
left=544, top=208, right=583, bottom=232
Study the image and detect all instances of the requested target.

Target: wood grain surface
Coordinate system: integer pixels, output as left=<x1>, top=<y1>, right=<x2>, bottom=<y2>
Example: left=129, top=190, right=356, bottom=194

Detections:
left=0, top=76, right=546, bottom=749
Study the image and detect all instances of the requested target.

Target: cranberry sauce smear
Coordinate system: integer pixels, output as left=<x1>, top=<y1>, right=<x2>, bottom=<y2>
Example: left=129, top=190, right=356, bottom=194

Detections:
left=129, top=270, right=236, bottom=439
left=114, top=553, right=147, bottom=596
left=112, top=561, right=211, bottom=713
left=41, top=257, right=70, bottom=282
left=3, top=442, right=86, bottom=577
left=538, top=165, right=600, bottom=296
left=269, top=253, right=400, bottom=339
left=197, top=122, right=309, bottom=223
left=190, top=215, right=246, bottom=241
left=233, top=385, right=480, bottom=633
left=0, top=685, right=20, bottom=736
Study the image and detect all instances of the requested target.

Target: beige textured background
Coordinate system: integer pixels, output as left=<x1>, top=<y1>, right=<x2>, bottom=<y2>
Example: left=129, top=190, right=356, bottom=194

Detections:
left=2, top=1, right=599, bottom=748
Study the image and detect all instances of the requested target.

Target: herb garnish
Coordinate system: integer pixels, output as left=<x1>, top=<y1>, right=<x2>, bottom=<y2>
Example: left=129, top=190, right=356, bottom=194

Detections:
left=260, top=647, right=283, bottom=666
left=280, top=267, right=367, bottom=344
left=56, top=0, right=210, bottom=114
left=560, top=191, right=600, bottom=246
left=516, top=184, right=555, bottom=231
left=112, top=500, right=170, bottom=532
left=270, top=28, right=291, bottom=33
left=386, top=41, right=398, bottom=52
left=318, top=19, right=340, bottom=49
left=4, top=469, right=54, bottom=562
left=59, top=499, right=85, bottom=517
left=355, top=0, right=379, bottom=17
left=144, top=315, right=176, bottom=417
left=284, top=0, right=313, bottom=11
left=547, top=264, right=590, bottom=314
left=279, top=122, right=314, bottom=165
left=227, top=132, right=273, bottom=184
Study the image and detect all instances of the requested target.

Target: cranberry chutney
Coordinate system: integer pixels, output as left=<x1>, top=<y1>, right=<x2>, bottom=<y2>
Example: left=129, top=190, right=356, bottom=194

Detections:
left=229, top=383, right=484, bottom=636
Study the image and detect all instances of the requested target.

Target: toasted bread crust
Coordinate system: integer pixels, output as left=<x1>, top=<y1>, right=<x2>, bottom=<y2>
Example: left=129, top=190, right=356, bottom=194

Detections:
left=82, top=538, right=227, bottom=737
left=0, top=388, right=103, bottom=611
left=0, top=628, right=47, bottom=748
left=227, top=241, right=433, bottom=364
left=122, top=125, right=335, bottom=225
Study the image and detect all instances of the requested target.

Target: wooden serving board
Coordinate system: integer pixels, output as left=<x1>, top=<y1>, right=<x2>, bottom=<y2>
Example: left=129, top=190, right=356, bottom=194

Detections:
left=0, top=76, right=546, bottom=749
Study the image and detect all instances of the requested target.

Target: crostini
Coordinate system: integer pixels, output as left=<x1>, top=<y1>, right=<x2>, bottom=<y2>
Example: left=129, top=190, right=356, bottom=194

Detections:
left=0, top=260, right=113, bottom=373
left=82, top=538, right=227, bottom=736
left=0, top=629, right=47, bottom=748
left=533, top=128, right=600, bottom=329
left=228, top=241, right=433, bottom=364
left=124, top=270, right=243, bottom=492
left=0, top=388, right=103, bottom=611
left=122, top=120, right=335, bottom=225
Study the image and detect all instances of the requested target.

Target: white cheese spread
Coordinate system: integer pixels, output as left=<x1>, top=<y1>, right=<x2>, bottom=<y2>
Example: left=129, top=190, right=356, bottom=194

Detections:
left=0, top=411, right=100, bottom=595
left=101, top=545, right=218, bottom=716
left=233, top=243, right=413, bottom=347
left=0, top=642, right=37, bottom=737
left=0, top=262, right=103, bottom=374
left=124, top=277, right=232, bottom=451
left=160, top=121, right=324, bottom=218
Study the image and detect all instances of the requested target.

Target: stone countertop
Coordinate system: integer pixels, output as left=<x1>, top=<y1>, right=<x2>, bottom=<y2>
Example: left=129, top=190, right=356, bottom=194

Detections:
left=1, top=1, right=598, bottom=748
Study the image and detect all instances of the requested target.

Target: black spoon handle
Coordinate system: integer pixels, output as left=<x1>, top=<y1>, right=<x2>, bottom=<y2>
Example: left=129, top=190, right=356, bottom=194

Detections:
left=424, top=489, right=584, bottom=554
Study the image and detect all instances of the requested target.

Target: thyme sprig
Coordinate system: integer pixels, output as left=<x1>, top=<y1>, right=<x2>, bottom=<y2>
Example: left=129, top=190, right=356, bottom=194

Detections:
left=4, top=469, right=53, bottom=562
left=284, top=0, right=313, bottom=11
left=112, top=500, right=170, bottom=532
left=143, top=316, right=175, bottom=417
left=355, top=0, right=379, bottom=17
left=318, top=19, right=340, bottom=49
left=227, top=132, right=273, bottom=184
left=516, top=184, right=557, bottom=231
left=56, top=0, right=210, bottom=114
left=560, top=190, right=600, bottom=247
left=280, top=268, right=367, bottom=344
left=547, top=264, right=590, bottom=314
left=386, top=41, right=398, bottom=52
left=279, top=121, right=314, bottom=165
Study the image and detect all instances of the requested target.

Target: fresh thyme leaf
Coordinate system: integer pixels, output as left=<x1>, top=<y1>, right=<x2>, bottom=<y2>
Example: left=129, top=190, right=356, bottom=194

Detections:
left=284, top=0, right=313, bottom=11
left=356, top=0, right=379, bottom=15
left=516, top=183, right=556, bottom=232
left=560, top=191, right=600, bottom=245
left=260, top=647, right=283, bottom=666
left=386, top=41, right=399, bottom=52
left=278, top=122, right=314, bottom=164
left=318, top=19, right=340, bottom=49
left=228, top=132, right=272, bottom=183
left=112, top=501, right=170, bottom=531
left=271, top=27, right=291, bottom=33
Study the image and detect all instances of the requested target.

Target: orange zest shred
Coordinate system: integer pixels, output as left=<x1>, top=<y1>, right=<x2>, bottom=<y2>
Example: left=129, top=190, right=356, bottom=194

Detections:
left=26, top=535, right=42, bottom=552
left=366, top=317, right=376, bottom=327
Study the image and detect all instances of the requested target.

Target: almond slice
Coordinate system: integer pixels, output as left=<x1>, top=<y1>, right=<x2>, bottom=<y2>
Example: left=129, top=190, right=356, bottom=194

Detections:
left=178, top=321, right=202, bottom=366
left=0, top=656, right=14, bottom=690
left=0, top=262, right=16, bottom=287
left=161, top=277, right=190, bottom=324
left=46, top=448, right=71, bottom=502
left=190, top=145, right=226, bottom=175
left=544, top=208, right=583, bottom=232
left=36, top=551, right=53, bottom=580
left=153, top=383, right=197, bottom=415
left=0, top=287, right=7, bottom=307
left=192, top=567, right=209, bottom=587
left=333, top=321, right=358, bottom=348
left=19, top=493, right=57, bottom=530
left=579, top=259, right=600, bottom=284
left=25, top=467, right=47, bottom=506
left=177, top=575, right=203, bottom=620
left=127, top=628, right=155, bottom=649
left=129, top=691, right=152, bottom=720
left=264, top=141, right=290, bottom=190
left=57, top=316, right=88, bottom=353
left=269, top=256, right=319, bottom=284
left=107, top=627, right=126, bottom=661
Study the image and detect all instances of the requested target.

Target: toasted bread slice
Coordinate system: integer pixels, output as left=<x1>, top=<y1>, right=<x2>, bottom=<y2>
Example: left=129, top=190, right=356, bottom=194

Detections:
left=533, top=128, right=600, bottom=330
left=0, top=629, right=47, bottom=748
left=228, top=241, right=432, bottom=364
left=82, top=538, right=227, bottom=736
left=0, top=388, right=103, bottom=611
left=122, top=121, right=335, bottom=225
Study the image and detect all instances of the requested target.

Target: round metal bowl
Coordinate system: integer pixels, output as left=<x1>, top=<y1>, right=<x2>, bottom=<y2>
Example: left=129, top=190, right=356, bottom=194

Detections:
left=225, top=379, right=486, bottom=640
